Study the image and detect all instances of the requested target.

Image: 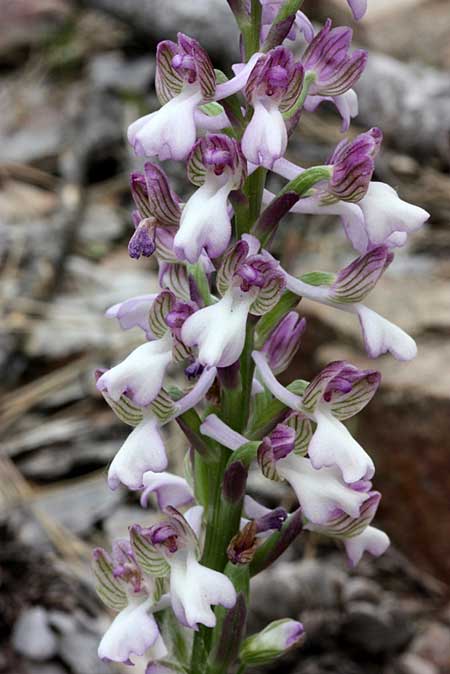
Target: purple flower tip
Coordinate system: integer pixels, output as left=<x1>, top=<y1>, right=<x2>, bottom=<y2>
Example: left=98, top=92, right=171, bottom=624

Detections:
left=128, top=219, right=156, bottom=259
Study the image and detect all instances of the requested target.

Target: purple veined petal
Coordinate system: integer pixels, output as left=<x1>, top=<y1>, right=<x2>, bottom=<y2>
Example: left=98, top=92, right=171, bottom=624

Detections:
left=215, top=52, right=263, bottom=100
left=347, top=0, right=368, bottom=21
left=241, top=99, right=288, bottom=168
left=106, top=294, right=158, bottom=340
left=183, top=504, right=204, bottom=539
left=329, top=246, right=392, bottom=305
left=96, top=336, right=173, bottom=407
left=182, top=291, right=253, bottom=368
left=302, top=20, right=367, bottom=98
left=169, top=551, right=236, bottom=629
left=173, top=367, right=217, bottom=417
left=276, top=453, right=370, bottom=525
left=141, top=471, right=194, bottom=510
left=143, top=162, right=182, bottom=227
left=344, top=526, right=390, bottom=567
left=356, top=305, right=417, bottom=361
left=194, top=108, right=231, bottom=131
left=308, top=407, right=375, bottom=483
left=174, top=180, right=233, bottom=263
left=358, top=182, right=429, bottom=248
left=98, top=599, right=163, bottom=664
left=108, top=415, right=168, bottom=491
left=127, top=89, right=202, bottom=161
left=252, top=351, right=303, bottom=410
left=200, top=414, right=248, bottom=451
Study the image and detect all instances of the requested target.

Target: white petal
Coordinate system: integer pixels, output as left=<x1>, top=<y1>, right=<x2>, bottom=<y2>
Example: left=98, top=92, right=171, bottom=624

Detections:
left=309, top=408, right=374, bottom=483
left=242, top=100, right=287, bottom=168
left=344, top=526, right=390, bottom=567
left=106, top=294, right=157, bottom=338
left=277, top=454, right=369, bottom=525
left=169, top=553, right=236, bottom=629
left=174, top=179, right=232, bottom=263
left=360, top=182, right=429, bottom=247
left=141, top=471, right=193, bottom=509
left=357, top=305, right=417, bottom=361
left=182, top=291, right=251, bottom=368
left=108, top=416, right=168, bottom=490
left=128, top=90, right=202, bottom=161
left=97, top=337, right=172, bottom=406
left=98, top=599, right=160, bottom=664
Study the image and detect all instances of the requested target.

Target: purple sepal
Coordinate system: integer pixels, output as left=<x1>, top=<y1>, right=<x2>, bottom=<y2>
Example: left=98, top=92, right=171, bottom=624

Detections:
left=187, top=134, right=247, bottom=189
left=156, top=33, right=215, bottom=104
left=128, top=218, right=156, bottom=259
left=330, top=245, right=392, bottom=304
left=262, top=312, right=306, bottom=375
left=324, top=128, right=382, bottom=204
left=302, top=19, right=367, bottom=97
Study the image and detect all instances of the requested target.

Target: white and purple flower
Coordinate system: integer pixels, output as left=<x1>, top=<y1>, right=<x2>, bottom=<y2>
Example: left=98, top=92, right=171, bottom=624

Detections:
left=173, top=134, right=246, bottom=263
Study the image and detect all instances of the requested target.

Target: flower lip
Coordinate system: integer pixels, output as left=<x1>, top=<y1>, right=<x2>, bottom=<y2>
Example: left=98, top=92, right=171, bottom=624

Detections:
left=128, top=218, right=156, bottom=259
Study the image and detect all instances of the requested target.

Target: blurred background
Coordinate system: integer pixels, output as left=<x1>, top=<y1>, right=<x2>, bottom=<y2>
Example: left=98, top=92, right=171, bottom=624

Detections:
left=0, top=1, right=449, bottom=673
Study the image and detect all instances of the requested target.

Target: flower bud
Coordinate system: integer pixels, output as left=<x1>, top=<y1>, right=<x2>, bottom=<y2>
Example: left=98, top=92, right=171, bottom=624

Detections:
left=240, top=618, right=305, bottom=665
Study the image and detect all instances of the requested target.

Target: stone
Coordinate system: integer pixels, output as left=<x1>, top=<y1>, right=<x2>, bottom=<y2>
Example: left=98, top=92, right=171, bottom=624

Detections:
left=391, top=653, right=438, bottom=674
left=341, top=601, right=413, bottom=656
left=411, top=622, right=450, bottom=671
left=12, top=607, right=57, bottom=661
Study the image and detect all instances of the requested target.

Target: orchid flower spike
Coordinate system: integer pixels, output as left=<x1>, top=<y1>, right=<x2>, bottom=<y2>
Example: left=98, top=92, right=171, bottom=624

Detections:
left=253, top=352, right=380, bottom=483
left=242, top=47, right=304, bottom=167
left=132, top=508, right=236, bottom=629
left=173, top=134, right=247, bottom=263
left=182, top=235, right=286, bottom=367
left=92, top=542, right=167, bottom=665
left=128, top=33, right=215, bottom=160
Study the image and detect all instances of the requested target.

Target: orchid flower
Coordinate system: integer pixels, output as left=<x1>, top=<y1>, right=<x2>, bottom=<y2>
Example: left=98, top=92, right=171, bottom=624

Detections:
left=252, top=354, right=379, bottom=483
left=270, top=156, right=430, bottom=253
left=305, top=491, right=390, bottom=566
left=281, top=246, right=418, bottom=360
left=132, top=508, right=236, bottom=630
left=128, top=33, right=216, bottom=160
left=181, top=235, right=285, bottom=367
left=173, top=134, right=247, bottom=263
left=92, top=542, right=168, bottom=665
left=241, top=47, right=304, bottom=167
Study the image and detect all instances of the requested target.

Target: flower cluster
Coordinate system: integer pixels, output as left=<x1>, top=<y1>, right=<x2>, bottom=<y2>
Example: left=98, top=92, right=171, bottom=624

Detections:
left=92, top=2, right=429, bottom=672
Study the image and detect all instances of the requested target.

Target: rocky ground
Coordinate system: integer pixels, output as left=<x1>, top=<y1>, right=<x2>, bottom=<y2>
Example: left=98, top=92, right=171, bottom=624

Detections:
left=0, top=1, right=449, bottom=673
